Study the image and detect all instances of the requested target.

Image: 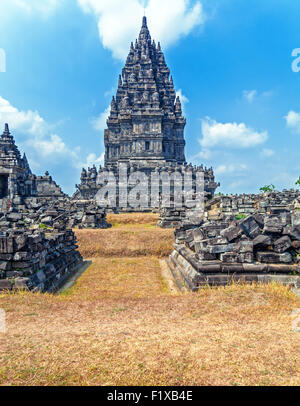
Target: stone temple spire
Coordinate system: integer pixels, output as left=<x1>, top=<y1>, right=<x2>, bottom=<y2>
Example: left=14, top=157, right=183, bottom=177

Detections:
left=104, top=16, right=186, bottom=169
left=2, top=123, right=13, bottom=140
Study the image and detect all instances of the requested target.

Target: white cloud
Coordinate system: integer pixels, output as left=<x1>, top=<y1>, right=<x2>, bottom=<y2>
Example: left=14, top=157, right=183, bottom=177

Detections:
left=0, top=96, right=48, bottom=137
left=0, top=96, right=99, bottom=172
left=242, top=89, right=273, bottom=104
left=199, top=117, right=268, bottom=149
left=78, top=0, right=205, bottom=60
left=92, top=106, right=110, bottom=132
left=79, top=152, right=105, bottom=169
left=215, top=164, right=247, bottom=175
left=176, top=89, right=189, bottom=114
left=261, top=148, right=275, bottom=157
left=2, top=0, right=61, bottom=16
left=285, top=110, right=300, bottom=134
left=243, top=90, right=257, bottom=103
left=197, top=149, right=211, bottom=160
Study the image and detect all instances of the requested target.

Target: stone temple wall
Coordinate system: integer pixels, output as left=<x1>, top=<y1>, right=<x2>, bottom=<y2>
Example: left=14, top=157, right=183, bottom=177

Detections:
left=158, top=190, right=300, bottom=228
left=205, top=190, right=300, bottom=219
left=166, top=209, right=300, bottom=291
left=0, top=208, right=84, bottom=293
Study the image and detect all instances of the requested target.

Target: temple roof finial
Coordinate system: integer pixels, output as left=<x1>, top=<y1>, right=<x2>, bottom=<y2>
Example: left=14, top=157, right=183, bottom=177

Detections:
left=2, top=123, right=12, bottom=139
left=142, top=16, right=147, bottom=28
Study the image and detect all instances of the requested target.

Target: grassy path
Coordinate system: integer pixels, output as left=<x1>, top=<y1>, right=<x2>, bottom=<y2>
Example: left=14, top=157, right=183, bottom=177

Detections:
left=0, top=213, right=299, bottom=386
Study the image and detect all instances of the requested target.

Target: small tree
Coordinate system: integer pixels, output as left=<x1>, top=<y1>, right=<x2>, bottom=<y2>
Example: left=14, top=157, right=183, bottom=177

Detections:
left=295, top=177, right=300, bottom=187
left=259, top=184, right=275, bottom=193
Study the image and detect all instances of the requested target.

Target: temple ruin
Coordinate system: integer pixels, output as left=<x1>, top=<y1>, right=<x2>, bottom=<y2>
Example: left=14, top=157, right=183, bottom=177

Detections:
left=74, top=17, right=219, bottom=208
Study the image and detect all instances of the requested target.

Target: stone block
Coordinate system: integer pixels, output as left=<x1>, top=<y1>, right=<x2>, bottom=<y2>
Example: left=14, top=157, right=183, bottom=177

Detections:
left=273, top=236, right=292, bottom=253
left=238, top=252, right=254, bottom=263
left=0, top=280, right=11, bottom=290
left=236, top=241, right=253, bottom=253
left=263, top=218, right=283, bottom=234
left=220, top=252, right=238, bottom=263
left=208, top=243, right=237, bottom=254
left=238, top=216, right=260, bottom=238
left=253, top=234, right=272, bottom=247
left=257, top=251, right=292, bottom=264
left=292, top=211, right=300, bottom=227
left=14, top=277, right=29, bottom=289
left=220, top=225, right=242, bottom=242
left=0, top=261, right=11, bottom=271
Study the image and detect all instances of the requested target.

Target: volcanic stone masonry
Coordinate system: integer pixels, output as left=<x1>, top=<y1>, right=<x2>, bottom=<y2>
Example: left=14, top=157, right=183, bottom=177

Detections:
left=158, top=189, right=300, bottom=228
left=0, top=207, right=84, bottom=293
left=167, top=208, right=300, bottom=291
left=0, top=123, right=110, bottom=229
left=74, top=17, right=220, bottom=208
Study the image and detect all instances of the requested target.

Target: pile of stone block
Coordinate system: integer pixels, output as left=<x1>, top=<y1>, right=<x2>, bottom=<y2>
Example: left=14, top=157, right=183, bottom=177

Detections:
left=158, top=205, right=204, bottom=228
left=205, top=190, right=300, bottom=219
left=5, top=198, right=111, bottom=230
left=66, top=200, right=111, bottom=229
left=0, top=208, right=83, bottom=292
left=168, top=209, right=300, bottom=291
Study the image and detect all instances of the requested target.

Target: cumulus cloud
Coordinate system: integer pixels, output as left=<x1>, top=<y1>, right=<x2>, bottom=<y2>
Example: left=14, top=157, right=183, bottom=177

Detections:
left=285, top=110, right=300, bottom=134
left=79, top=152, right=105, bottom=169
left=77, top=0, right=205, bottom=60
left=199, top=117, right=268, bottom=149
left=215, top=164, right=247, bottom=175
left=0, top=96, right=101, bottom=172
left=0, top=96, right=48, bottom=136
left=2, top=0, right=61, bottom=16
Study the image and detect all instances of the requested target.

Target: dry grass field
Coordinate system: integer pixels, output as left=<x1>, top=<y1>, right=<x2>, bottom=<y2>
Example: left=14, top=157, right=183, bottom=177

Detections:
left=0, top=213, right=299, bottom=386
left=75, top=213, right=173, bottom=258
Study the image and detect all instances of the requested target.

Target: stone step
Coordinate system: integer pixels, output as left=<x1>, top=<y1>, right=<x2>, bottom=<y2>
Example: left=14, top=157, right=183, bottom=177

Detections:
left=165, top=257, right=188, bottom=293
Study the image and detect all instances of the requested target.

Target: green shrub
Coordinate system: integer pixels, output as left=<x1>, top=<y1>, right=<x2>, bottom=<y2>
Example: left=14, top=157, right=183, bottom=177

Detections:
left=259, top=184, right=275, bottom=193
left=235, top=214, right=247, bottom=220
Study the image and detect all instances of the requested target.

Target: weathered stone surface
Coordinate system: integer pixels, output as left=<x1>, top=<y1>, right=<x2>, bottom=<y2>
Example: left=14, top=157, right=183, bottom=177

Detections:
left=263, top=217, right=283, bottom=234
left=273, top=236, right=292, bottom=253
left=253, top=234, right=272, bottom=247
left=74, top=17, right=219, bottom=213
left=220, top=225, right=241, bottom=242
left=292, top=241, right=300, bottom=249
left=220, top=252, right=238, bottom=263
left=169, top=209, right=300, bottom=290
left=236, top=241, right=253, bottom=253
left=238, top=216, right=260, bottom=238
left=208, top=243, right=237, bottom=254
left=238, top=252, right=254, bottom=263
left=257, top=251, right=292, bottom=264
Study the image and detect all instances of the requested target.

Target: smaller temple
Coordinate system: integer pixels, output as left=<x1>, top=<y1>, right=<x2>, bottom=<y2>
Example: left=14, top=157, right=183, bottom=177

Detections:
left=0, top=123, right=36, bottom=203
left=0, top=123, right=66, bottom=207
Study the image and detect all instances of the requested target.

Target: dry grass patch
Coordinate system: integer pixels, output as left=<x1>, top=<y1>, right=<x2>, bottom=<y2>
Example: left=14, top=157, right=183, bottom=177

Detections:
left=107, top=212, right=158, bottom=226
left=0, top=280, right=299, bottom=386
left=75, top=225, right=174, bottom=258
left=0, top=215, right=299, bottom=386
left=61, top=257, right=170, bottom=300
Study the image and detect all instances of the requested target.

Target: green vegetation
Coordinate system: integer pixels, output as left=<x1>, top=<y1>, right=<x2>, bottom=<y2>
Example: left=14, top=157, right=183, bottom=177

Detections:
left=39, top=223, right=52, bottom=230
left=295, top=177, right=300, bottom=187
left=235, top=214, right=247, bottom=220
left=259, top=184, right=275, bottom=193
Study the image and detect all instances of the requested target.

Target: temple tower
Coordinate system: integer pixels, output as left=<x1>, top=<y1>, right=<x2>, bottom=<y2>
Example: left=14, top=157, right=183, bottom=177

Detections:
left=104, top=16, right=186, bottom=171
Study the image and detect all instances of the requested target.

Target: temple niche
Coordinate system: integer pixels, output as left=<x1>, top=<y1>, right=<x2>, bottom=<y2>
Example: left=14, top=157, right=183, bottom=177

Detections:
left=74, top=17, right=219, bottom=206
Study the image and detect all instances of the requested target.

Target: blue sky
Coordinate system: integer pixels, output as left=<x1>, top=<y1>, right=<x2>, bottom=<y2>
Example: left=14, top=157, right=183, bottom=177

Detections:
left=0, top=0, right=300, bottom=195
